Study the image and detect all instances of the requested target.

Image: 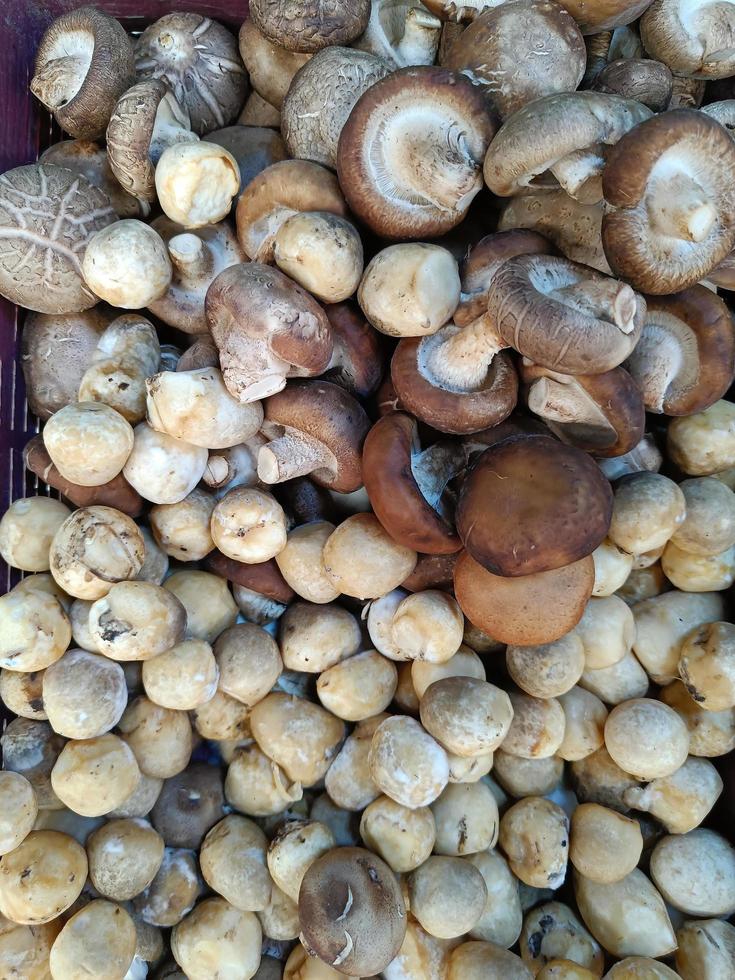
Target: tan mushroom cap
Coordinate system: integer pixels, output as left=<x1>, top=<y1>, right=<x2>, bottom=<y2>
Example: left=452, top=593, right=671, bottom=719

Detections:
left=238, top=18, right=311, bottom=109
left=590, top=59, right=674, bottom=113
left=602, top=109, right=735, bottom=293
left=337, top=66, right=496, bottom=239
left=641, top=0, right=735, bottom=78
left=484, top=92, right=651, bottom=204
left=239, top=90, right=281, bottom=128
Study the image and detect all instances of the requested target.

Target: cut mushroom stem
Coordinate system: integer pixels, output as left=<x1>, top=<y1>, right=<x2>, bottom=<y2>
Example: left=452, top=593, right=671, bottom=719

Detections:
left=400, top=7, right=443, bottom=63
left=168, top=234, right=214, bottom=281
left=549, top=146, right=605, bottom=204
left=649, top=173, right=717, bottom=243
left=420, top=318, right=508, bottom=391
left=257, top=428, right=336, bottom=485
left=553, top=278, right=637, bottom=334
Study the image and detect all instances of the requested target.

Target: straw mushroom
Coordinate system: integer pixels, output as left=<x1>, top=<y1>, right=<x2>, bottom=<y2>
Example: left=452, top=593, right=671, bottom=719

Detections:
left=49, top=900, right=136, bottom=980
left=163, top=569, right=238, bottom=642
left=570, top=803, right=643, bottom=883
left=608, top=472, right=686, bottom=557
left=83, top=220, right=172, bottom=308
left=250, top=692, right=344, bottom=786
left=368, top=715, right=450, bottom=808
left=43, top=402, right=134, bottom=487
left=43, top=649, right=127, bottom=738
left=204, top=124, right=288, bottom=200
left=87, top=581, right=186, bottom=662
left=0, top=669, right=47, bottom=721
left=604, top=697, right=689, bottom=779
left=200, top=815, right=271, bottom=912
left=506, top=632, right=586, bottom=698
left=650, top=829, right=735, bottom=916
left=668, top=400, right=735, bottom=476
left=267, top=819, right=334, bottom=904
left=149, top=489, right=216, bottom=562
left=675, top=918, right=735, bottom=980
left=0, top=496, right=71, bottom=572
left=420, top=676, right=514, bottom=756
left=0, top=830, right=87, bottom=925
left=87, top=818, right=164, bottom=901
left=133, top=847, right=201, bottom=928
left=274, top=522, right=339, bottom=604
left=0, top=772, right=38, bottom=856
left=575, top=595, right=635, bottom=670
left=0, top=718, right=65, bottom=811
left=623, top=755, right=723, bottom=833
left=678, top=621, right=735, bottom=710
left=359, top=795, right=436, bottom=873
left=660, top=679, right=735, bottom=758
left=50, top=734, right=141, bottom=817
left=447, top=941, right=533, bottom=980
left=249, top=0, right=372, bottom=51
left=631, top=590, right=724, bottom=683
left=171, top=898, right=261, bottom=980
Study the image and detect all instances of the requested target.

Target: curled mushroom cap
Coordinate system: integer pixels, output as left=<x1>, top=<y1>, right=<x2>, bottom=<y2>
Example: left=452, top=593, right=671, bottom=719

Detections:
left=445, top=0, right=586, bottom=119
left=602, top=109, right=735, bottom=293
left=323, top=303, right=384, bottom=399
left=590, top=59, right=674, bottom=113
left=238, top=18, right=311, bottom=109
left=249, top=0, right=372, bottom=51
left=487, top=254, right=646, bottom=375
left=484, top=92, right=651, bottom=204
left=135, top=13, right=247, bottom=135
left=354, top=0, right=442, bottom=67
left=337, top=66, right=496, bottom=239
left=457, top=436, right=613, bottom=575
left=624, top=285, right=735, bottom=417
left=0, top=164, right=115, bottom=314
left=30, top=6, right=135, bottom=140
left=39, top=139, right=141, bottom=218
left=641, top=0, right=735, bottom=78
left=205, top=262, right=333, bottom=403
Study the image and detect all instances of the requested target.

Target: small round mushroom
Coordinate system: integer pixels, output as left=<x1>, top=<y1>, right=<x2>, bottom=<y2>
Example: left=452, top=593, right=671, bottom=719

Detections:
left=267, top=819, right=335, bottom=904
left=163, top=569, right=238, bottom=643
left=317, top=650, right=398, bottom=721
left=675, top=918, right=735, bottom=980
left=149, top=764, right=224, bottom=849
left=87, top=818, right=164, bottom=902
left=43, top=402, right=134, bottom=488
left=369, top=715, right=450, bottom=808
left=200, top=815, right=271, bottom=912
left=507, top=633, right=586, bottom=699
left=668, top=400, right=735, bottom=476
left=624, top=755, right=723, bottom=833
left=502, top=691, right=566, bottom=760
left=591, top=538, right=635, bottom=596
left=590, top=58, right=673, bottom=112
left=557, top=686, right=608, bottom=761
left=40, top=138, right=142, bottom=217
left=142, top=639, right=219, bottom=711
left=324, top=714, right=385, bottom=813
left=678, top=621, right=735, bottom=710
left=569, top=803, right=643, bottom=883
left=240, top=90, right=282, bottom=127
left=608, top=472, right=686, bottom=558
left=420, top=676, right=514, bottom=757
left=447, top=941, right=534, bottom=980
left=171, top=898, right=261, bottom=980
left=279, top=601, right=360, bottom=673
left=579, top=647, right=650, bottom=705
left=0, top=587, right=70, bottom=674
left=149, top=489, right=216, bottom=563
left=1, top=719, right=66, bottom=811
left=210, top=487, right=287, bottom=563
left=493, top=751, right=564, bottom=798
left=87, top=581, right=187, bottom=662
left=322, top=514, right=417, bottom=599
left=42, top=649, right=127, bottom=738
left=604, top=697, right=689, bottom=779
left=605, top=957, right=682, bottom=979
left=641, top=0, right=735, bottom=78
left=359, top=795, right=436, bottom=873
left=0, top=830, right=87, bottom=925
left=118, top=698, right=192, bottom=782
left=123, top=423, right=208, bottom=506
left=0, top=496, right=71, bottom=572
left=82, top=220, right=172, bottom=308
left=430, top=781, right=499, bottom=855
left=569, top=745, right=638, bottom=812
left=672, top=478, right=735, bottom=556
left=660, top=679, right=735, bottom=758
left=213, top=623, right=281, bottom=708
left=0, top=772, right=38, bottom=856
left=273, top=212, right=363, bottom=303
left=0, top=668, right=47, bottom=721
left=575, top=595, right=635, bottom=670
left=49, top=899, right=136, bottom=980
left=661, top=541, right=735, bottom=592
left=650, top=829, right=735, bottom=917
left=154, top=142, right=240, bottom=228
left=409, top=856, right=487, bottom=940
left=50, top=734, right=141, bottom=817
left=31, top=7, right=135, bottom=140
left=132, top=847, right=202, bottom=929
left=274, top=522, right=339, bottom=603
left=464, top=849, right=523, bottom=948
left=225, top=743, right=303, bottom=818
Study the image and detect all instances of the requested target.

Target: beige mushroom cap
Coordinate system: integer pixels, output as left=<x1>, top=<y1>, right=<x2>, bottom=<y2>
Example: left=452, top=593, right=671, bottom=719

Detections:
left=82, top=220, right=172, bottom=309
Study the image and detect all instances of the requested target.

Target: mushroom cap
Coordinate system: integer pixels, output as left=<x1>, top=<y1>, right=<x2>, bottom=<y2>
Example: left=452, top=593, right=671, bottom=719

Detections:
left=31, top=6, right=135, bottom=140
left=0, top=164, right=115, bottom=314
left=641, top=0, right=735, bottom=78
left=423, top=0, right=495, bottom=22
left=282, top=47, right=391, bottom=169
left=557, top=0, right=652, bottom=32
left=362, top=412, right=464, bottom=554
left=323, top=303, right=384, bottom=399
left=39, top=140, right=141, bottom=218
left=236, top=159, right=348, bottom=261
left=299, top=846, right=406, bottom=975
left=402, top=552, right=459, bottom=592
left=590, top=59, right=674, bottom=113
left=238, top=18, right=311, bottom=109
left=261, top=380, right=370, bottom=492
left=625, top=284, right=735, bottom=416
left=454, top=550, right=595, bottom=645
left=203, top=125, right=288, bottom=199
left=483, top=91, right=652, bottom=199
left=602, top=109, right=735, bottom=293
left=456, top=435, right=613, bottom=575
left=336, top=66, right=496, bottom=239
left=702, top=101, right=735, bottom=137
left=444, top=0, right=586, bottom=119
left=249, top=0, right=372, bottom=52
left=239, top=91, right=282, bottom=128
left=708, top=248, right=735, bottom=289
left=134, top=13, right=248, bottom=135
left=204, top=551, right=295, bottom=604
left=487, top=254, right=646, bottom=374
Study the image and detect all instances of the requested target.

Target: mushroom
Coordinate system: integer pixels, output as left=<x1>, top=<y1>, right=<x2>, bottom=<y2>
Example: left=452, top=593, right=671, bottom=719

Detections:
left=155, top=142, right=240, bottom=229
left=43, top=402, right=134, bottom=488
left=203, top=125, right=288, bottom=199
left=456, top=436, right=613, bottom=576
left=82, top=220, right=172, bottom=309
left=624, top=285, right=735, bottom=416
left=322, top=513, right=418, bottom=599
left=422, top=0, right=492, bottom=21
left=205, top=550, right=294, bottom=622
left=702, top=100, right=735, bottom=138
left=486, top=254, right=646, bottom=374
left=40, top=139, right=141, bottom=218
left=238, top=18, right=311, bottom=109
left=123, top=423, right=208, bottom=506
left=590, top=59, right=673, bottom=113
left=0, top=496, right=71, bottom=573
left=273, top=212, right=364, bottom=303
left=249, top=0, right=372, bottom=51
left=178, top=334, right=220, bottom=372
left=0, top=164, right=116, bottom=314
left=240, top=90, right=282, bottom=127
left=354, top=0, right=442, bottom=67
left=641, top=0, right=735, bottom=78
left=211, top=487, right=288, bottom=563
left=362, top=413, right=468, bottom=553
left=521, top=362, right=645, bottom=457
left=520, top=903, right=602, bottom=976
left=282, top=47, right=391, bottom=169
left=134, top=13, right=248, bottom=135
left=205, top=262, right=333, bottom=403
left=676, top=919, right=735, bottom=980
left=338, top=67, right=495, bottom=239
left=602, top=109, right=735, bottom=293
left=409, top=857, right=488, bottom=939
left=668, top=400, right=735, bottom=476
left=484, top=92, right=651, bottom=205
left=322, top=303, right=384, bottom=398
left=171, top=899, right=261, bottom=980
left=444, top=0, right=586, bottom=119
left=0, top=830, right=88, bottom=926
left=447, top=942, right=533, bottom=979
left=30, top=7, right=135, bottom=140
left=708, top=246, right=735, bottom=289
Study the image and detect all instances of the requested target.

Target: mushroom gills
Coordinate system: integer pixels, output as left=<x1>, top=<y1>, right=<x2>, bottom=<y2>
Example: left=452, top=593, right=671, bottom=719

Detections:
left=409, top=439, right=467, bottom=516
left=418, top=320, right=507, bottom=391
left=149, top=93, right=198, bottom=164
left=257, top=423, right=338, bottom=485
left=625, top=313, right=699, bottom=413
left=526, top=372, right=618, bottom=449
left=31, top=31, right=94, bottom=109
left=646, top=165, right=717, bottom=243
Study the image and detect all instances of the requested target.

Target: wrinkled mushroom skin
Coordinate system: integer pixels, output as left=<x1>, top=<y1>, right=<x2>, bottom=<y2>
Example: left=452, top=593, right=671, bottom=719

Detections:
left=641, top=0, right=735, bottom=78
left=0, top=164, right=115, bottom=314
left=135, top=13, right=247, bottom=136
left=590, top=59, right=674, bottom=113
left=354, top=0, right=442, bottom=67
left=249, top=0, right=372, bottom=52
left=31, top=7, right=135, bottom=140
left=625, top=285, right=735, bottom=416
left=39, top=140, right=141, bottom=218
left=337, top=66, right=496, bottom=239
left=602, top=110, right=735, bottom=294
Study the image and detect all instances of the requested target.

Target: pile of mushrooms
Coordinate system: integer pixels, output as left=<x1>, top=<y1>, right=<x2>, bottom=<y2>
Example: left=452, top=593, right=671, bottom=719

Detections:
left=1, top=1, right=735, bottom=978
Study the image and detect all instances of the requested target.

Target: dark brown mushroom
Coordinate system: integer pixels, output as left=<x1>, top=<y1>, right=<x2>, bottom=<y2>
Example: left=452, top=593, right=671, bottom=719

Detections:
left=401, top=552, right=459, bottom=592
left=322, top=303, right=384, bottom=399
left=39, top=140, right=141, bottom=218
left=249, top=0, right=372, bottom=52
left=203, top=125, right=288, bottom=199
left=456, top=435, right=613, bottom=575
left=590, top=58, right=673, bottom=113
left=151, top=764, right=225, bottom=850
left=238, top=18, right=311, bottom=108
left=177, top=335, right=220, bottom=373
left=204, top=551, right=295, bottom=605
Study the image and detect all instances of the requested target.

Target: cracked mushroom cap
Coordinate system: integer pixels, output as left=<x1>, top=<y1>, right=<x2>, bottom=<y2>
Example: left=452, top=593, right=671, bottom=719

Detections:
left=363, top=412, right=467, bottom=554
left=521, top=362, right=646, bottom=457
left=39, top=140, right=141, bottom=218
left=625, top=284, right=735, bottom=416
left=205, top=262, right=333, bottom=403
left=602, top=109, right=735, bottom=293
left=457, top=435, right=613, bottom=575
left=444, top=0, right=586, bottom=119
left=487, top=254, right=646, bottom=375
left=337, top=66, right=496, bottom=239
left=590, top=59, right=674, bottom=113
left=135, top=13, right=248, bottom=136
left=249, top=0, right=372, bottom=52
left=30, top=6, right=135, bottom=140
left=0, top=164, right=115, bottom=314
left=484, top=92, right=651, bottom=204
left=257, top=380, right=370, bottom=492
left=641, top=0, right=735, bottom=78
left=238, top=18, right=311, bottom=109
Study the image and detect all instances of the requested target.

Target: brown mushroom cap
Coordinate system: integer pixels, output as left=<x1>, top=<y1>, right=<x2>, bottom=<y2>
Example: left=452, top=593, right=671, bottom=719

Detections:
left=322, top=303, right=384, bottom=399
left=625, top=284, right=735, bottom=416
left=0, top=164, right=115, bottom=314
left=444, top=0, right=586, bottom=119
left=363, top=412, right=467, bottom=554
left=454, top=550, right=595, bottom=645
left=203, top=125, right=288, bottom=199
left=487, top=254, right=646, bottom=374
left=560, top=0, right=653, bottom=31
left=238, top=18, right=311, bottom=108
left=456, top=435, right=613, bottom=575
left=258, top=380, right=370, bottom=492
left=204, top=550, right=295, bottom=605
left=299, top=846, right=406, bottom=975
left=135, top=13, right=247, bottom=136
left=31, top=6, right=135, bottom=140
left=641, top=0, right=735, bottom=79
left=602, top=109, right=735, bottom=293
left=336, top=66, right=496, bottom=239
left=249, top=0, right=372, bottom=52
left=590, top=59, right=674, bottom=113
left=402, top=552, right=459, bottom=592
left=205, top=262, right=333, bottom=403
left=39, top=140, right=141, bottom=218
left=521, top=362, right=646, bottom=457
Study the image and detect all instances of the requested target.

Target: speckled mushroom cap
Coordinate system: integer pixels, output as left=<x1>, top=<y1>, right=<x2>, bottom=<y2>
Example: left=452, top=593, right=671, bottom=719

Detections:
left=336, top=66, right=496, bottom=239
left=249, top=0, right=372, bottom=52
left=602, top=109, right=735, bottom=293
left=444, top=0, right=586, bottom=119
left=282, top=47, right=391, bottom=169
left=135, top=13, right=248, bottom=135
left=641, top=0, right=735, bottom=78
left=484, top=92, right=651, bottom=203
left=30, top=6, right=135, bottom=140
left=625, top=285, right=735, bottom=416
left=457, top=435, right=613, bottom=575
left=487, top=254, right=646, bottom=374
left=0, top=164, right=115, bottom=314
left=590, top=59, right=674, bottom=113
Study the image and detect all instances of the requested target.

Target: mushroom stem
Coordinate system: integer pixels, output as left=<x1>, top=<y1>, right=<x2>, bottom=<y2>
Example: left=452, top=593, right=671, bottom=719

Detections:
left=419, top=319, right=508, bottom=391
left=648, top=174, right=717, bottom=243
left=204, top=439, right=265, bottom=490
left=551, top=280, right=638, bottom=334
left=168, top=233, right=215, bottom=282
left=411, top=440, right=469, bottom=512
left=149, top=92, right=198, bottom=165
left=258, top=428, right=337, bottom=485
left=31, top=56, right=90, bottom=109
left=549, top=147, right=605, bottom=204
left=397, top=7, right=442, bottom=65
left=527, top=376, right=615, bottom=441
